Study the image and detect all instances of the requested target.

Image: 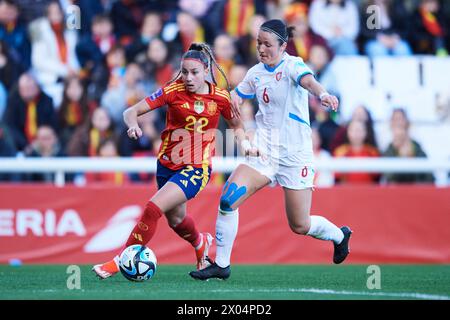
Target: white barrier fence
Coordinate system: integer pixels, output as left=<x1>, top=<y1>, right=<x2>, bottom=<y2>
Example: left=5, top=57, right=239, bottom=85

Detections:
left=0, top=157, right=449, bottom=187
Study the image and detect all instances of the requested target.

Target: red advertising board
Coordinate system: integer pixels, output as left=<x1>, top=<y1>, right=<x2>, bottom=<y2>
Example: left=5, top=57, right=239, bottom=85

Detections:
left=0, top=185, right=449, bottom=264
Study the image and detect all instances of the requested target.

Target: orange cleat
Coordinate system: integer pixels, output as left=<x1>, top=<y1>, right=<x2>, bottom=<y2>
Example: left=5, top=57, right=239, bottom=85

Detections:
left=195, top=233, right=213, bottom=270
left=92, top=256, right=120, bottom=279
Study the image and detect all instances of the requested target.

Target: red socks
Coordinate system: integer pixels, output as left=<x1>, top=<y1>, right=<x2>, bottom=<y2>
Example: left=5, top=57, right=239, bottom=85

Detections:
left=125, top=201, right=200, bottom=249
left=171, top=215, right=201, bottom=248
left=126, top=201, right=163, bottom=247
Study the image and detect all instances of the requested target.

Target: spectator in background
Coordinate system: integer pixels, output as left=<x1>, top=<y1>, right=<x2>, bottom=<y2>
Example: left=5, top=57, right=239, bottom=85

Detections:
left=110, top=0, right=157, bottom=46
left=118, top=112, right=159, bottom=183
left=330, top=104, right=378, bottom=152
left=174, top=11, right=205, bottom=53
left=75, top=0, right=109, bottom=37
left=333, top=119, right=380, bottom=184
left=285, top=2, right=331, bottom=62
left=309, top=94, right=339, bottom=153
left=382, top=108, right=434, bottom=184
left=236, top=14, right=266, bottom=66
left=0, top=122, right=19, bottom=181
left=138, top=38, right=176, bottom=89
left=307, top=44, right=338, bottom=94
left=410, top=0, right=448, bottom=55
left=125, top=12, right=163, bottom=62
left=85, top=137, right=127, bottom=185
left=30, top=1, right=80, bottom=108
left=67, top=107, right=116, bottom=157
left=229, top=64, right=255, bottom=131
left=87, top=43, right=126, bottom=106
left=390, top=105, right=409, bottom=128
left=309, top=0, right=359, bottom=55
left=13, top=0, right=53, bottom=24
left=178, top=0, right=224, bottom=43
left=23, top=125, right=65, bottom=182
left=101, top=62, right=146, bottom=128
left=0, top=78, right=5, bottom=119
left=3, top=73, right=56, bottom=151
left=213, top=34, right=240, bottom=90
left=222, top=0, right=255, bottom=39
left=0, top=0, right=31, bottom=70
left=312, top=123, right=334, bottom=187
left=105, top=44, right=127, bottom=89
left=0, top=40, right=22, bottom=91
left=76, top=14, right=115, bottom=76
left=135, top=37, right=175, bottom=134
left=360, top=0, right=412, bottom=57
left=58, top=75, right=91, bottom=151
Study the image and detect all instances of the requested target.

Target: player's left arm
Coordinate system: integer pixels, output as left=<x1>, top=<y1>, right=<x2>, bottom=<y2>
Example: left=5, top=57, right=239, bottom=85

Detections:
left=300, top=74, right=339, bottom=112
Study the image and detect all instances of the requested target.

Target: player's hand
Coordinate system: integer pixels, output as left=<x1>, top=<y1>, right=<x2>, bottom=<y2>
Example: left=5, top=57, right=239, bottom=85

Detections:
left=320, top=93, right=339, bottom=112
left=230, top=90, right=242, bottom=119
left=127, top=126, right=142, bottom=140
left=245, top=147, right=263, bottom=158
left=240, top=139, right=264, bottom=158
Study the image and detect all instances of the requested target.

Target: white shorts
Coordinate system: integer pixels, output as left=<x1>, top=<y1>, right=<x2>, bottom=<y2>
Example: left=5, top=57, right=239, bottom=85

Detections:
left=244, top=156, right=315, bottom=190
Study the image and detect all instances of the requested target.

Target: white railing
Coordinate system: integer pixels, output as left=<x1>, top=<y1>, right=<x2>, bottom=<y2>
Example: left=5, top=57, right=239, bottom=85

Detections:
left=0, top=157, right=449, bottom=187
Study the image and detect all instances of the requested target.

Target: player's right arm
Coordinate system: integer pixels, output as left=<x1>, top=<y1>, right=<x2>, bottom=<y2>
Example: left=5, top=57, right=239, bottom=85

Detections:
left=123, top=99, right=150, bottom=140
left=123, top=86, right=174, bottom=140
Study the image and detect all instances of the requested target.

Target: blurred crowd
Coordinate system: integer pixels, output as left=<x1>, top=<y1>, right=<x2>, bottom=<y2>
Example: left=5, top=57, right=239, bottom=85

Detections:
left=0, top=0, right=446, bottom=186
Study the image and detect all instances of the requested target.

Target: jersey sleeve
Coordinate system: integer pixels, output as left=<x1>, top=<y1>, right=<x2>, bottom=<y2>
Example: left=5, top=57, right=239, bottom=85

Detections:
left=144, top=85, right=176, bottom=110
left=289, top=57, right=314, bottom=85
left=235, top=70, right=256, bottom=99
left=218, top=91, right=233, bottom=120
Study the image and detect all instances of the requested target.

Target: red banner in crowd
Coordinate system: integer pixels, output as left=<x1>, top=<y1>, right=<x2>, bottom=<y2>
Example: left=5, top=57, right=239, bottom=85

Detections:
left=0, top=185, right=449, bottom=264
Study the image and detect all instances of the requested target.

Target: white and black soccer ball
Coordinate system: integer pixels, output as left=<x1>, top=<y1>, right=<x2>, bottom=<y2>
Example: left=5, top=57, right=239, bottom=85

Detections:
left=119, top=245, right=157, bottom=282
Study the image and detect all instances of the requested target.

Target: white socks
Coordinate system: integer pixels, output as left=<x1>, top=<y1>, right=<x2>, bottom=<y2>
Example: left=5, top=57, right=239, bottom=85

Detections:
left=215, top=208, right=239, bottom=268
left=214, top=212, right=342, bottom=267
left=307, top=215, right=344, bottom=244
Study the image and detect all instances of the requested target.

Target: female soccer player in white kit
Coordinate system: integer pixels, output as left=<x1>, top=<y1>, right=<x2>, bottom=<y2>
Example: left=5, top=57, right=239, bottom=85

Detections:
left=190, top=19, right=352, bottom=280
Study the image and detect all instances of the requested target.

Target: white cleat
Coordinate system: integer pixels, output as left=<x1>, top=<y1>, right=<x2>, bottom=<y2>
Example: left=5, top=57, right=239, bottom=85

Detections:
left=92, top=257, right=120, bottom=279
left=196, top=233, right=214, bottom=270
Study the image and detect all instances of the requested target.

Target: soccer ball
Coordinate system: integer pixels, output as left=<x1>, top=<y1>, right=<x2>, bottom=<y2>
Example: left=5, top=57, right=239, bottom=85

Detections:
left=118, top=244, right=157, bottom=282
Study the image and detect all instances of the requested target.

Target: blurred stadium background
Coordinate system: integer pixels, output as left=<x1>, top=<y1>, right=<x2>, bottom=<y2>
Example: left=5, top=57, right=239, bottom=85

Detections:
left=0, top=0, right=449, bottom=299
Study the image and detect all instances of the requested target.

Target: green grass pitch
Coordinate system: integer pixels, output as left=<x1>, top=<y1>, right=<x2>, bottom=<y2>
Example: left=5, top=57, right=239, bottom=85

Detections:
left=0, top=265, right=449, bottom=300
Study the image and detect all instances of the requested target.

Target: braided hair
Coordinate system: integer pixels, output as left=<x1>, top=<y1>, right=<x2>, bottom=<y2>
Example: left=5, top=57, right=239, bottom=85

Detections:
left=165, top=43, right=231, bottom=92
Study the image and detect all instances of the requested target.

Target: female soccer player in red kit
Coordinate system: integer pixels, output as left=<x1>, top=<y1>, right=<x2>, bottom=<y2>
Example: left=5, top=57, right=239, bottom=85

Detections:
left=93, top=43, right=258, bottom=279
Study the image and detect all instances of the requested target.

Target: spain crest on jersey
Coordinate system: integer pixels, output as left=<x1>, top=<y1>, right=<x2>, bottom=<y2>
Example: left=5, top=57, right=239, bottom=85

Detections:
left=194, top=101, right=204, bottom=114
left=207, top=101, right=217, bottom=115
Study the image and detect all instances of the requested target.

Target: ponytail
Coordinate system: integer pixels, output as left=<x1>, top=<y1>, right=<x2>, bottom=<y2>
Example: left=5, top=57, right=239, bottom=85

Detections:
left=165, top=42, right=231, bottom=92
left=197, top=43, right=231, bottom=92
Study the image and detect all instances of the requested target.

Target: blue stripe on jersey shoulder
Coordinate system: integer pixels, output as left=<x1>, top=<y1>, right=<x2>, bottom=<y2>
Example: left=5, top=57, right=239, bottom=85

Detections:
left=289, top=112, right=310, bottom=127
left=263, top=59, right=285, bottom=72
left=235, top=87, right=255, bottom=99
left=296, top=72, right=313, bottom=85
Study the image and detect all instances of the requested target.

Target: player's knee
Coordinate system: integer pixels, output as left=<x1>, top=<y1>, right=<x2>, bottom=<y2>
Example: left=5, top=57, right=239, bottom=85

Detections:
left=219, top=198, right=234, bottom=212
left=219, top=182, right=247, bottom=212
left=289, top=221, right=310, bottom=235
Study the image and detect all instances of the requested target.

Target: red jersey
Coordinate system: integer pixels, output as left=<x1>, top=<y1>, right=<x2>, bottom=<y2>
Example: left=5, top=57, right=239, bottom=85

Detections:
left=145, top=80, right=233, bottom=171
left=333, top=144, right=380, bottom=184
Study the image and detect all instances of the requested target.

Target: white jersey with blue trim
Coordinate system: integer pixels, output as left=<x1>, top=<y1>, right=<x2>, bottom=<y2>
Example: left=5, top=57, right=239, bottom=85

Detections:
left=236, top=53, right=314, bottom=166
